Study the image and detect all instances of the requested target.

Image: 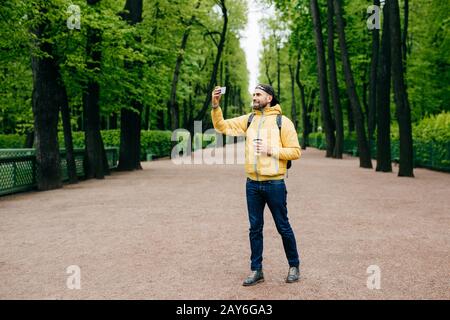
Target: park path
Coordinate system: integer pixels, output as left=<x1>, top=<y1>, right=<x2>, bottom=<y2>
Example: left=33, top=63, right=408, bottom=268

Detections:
left=1, top=144, right=449, bottom=299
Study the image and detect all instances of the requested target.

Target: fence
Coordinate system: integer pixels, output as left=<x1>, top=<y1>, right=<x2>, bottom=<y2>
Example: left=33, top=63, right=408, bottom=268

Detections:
left=307, top=134, right=450, bottom=172
left=0, top=148, right=118, bottom=196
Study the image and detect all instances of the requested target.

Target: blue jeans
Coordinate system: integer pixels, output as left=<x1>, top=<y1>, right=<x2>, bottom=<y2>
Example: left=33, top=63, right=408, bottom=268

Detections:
left=246, top=178, right=300, bottom=271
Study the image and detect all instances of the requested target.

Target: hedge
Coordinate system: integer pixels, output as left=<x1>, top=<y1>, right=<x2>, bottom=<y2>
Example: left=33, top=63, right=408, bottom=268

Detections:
left=0, top=129, right=218, bottom=160
left=0, top=134, right=25, bottom=149
left=305, top=112, right=450, bottom=172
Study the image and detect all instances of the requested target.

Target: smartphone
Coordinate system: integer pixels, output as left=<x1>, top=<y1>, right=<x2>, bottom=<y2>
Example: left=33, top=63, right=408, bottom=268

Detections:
left=220, top=87, right=226, bottom=95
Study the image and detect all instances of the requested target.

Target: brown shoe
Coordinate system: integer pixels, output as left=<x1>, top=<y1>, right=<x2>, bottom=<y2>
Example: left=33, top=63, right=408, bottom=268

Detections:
left=286, top=266, right=300, bottom=283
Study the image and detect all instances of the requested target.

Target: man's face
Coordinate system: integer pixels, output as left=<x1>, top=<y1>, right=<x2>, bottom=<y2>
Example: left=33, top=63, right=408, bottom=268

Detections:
left=252, top=89, right=272, bottom=110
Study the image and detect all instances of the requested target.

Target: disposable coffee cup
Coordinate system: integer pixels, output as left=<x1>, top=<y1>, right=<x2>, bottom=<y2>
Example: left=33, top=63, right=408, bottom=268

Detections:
left=253, top=138, right=262, bottom=155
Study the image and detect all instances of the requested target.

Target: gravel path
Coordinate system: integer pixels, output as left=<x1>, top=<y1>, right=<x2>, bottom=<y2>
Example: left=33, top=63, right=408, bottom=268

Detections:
left=1, top=144, right=449, bottom=299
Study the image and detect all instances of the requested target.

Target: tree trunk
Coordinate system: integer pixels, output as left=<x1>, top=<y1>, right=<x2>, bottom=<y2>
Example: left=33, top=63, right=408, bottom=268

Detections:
left=362, top=74, right=369, bottom=122
left=30, top=18, right=62, bottom=191
left=376, top=1, right=392, bottom=172
left=59, top=81, right=78, bottom=183
left=118, top=105, right=142, bottom=170
left=276, top=43, right=281, bottom=101
left=389, top=0, right=414, bottom=177
left=224, top=64, right=230, bottom=119
left=190, top=0, right=227, bottom=133
left=168, top=1, right=201, bottom=131
left=346, top=99, right=354, bottom=132
left=143, top=106, right=149, bottom=130
left=288, top=64, right=298, bottom=130
left=84, top=0, right=109, bottom=179
left=295, top=51, right=309, bottom=149
left=264, top=50, right=273, bottom=86
left=402, top=0, right=409, bottom=71
left=168, top=25, right=187, bottom=130
left=307, top=88, right=317, bottom=134
left=24, top=130, right=34, bottom=148
left=327, top=0, right=343, bottom=159
left=156, top=109, right=165, bottom=130
left=118, top=0, right=143, bottom=171
left=368, top=0, right=380, bottom=142
left=310, top=0, right=336, bottom=157
left=333, top=0, right=372, bottom=168
left=110, top=112, right=118, bottom=130
left=182, top=99, right=188, bottom=129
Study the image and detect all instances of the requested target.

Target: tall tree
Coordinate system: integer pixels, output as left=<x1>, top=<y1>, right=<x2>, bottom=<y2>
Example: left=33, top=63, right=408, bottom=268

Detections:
left=368, top=0, right=380, bottom=142
left=83, top=0, right=109, bottom=179
left=288, top=63, right=298, bottom=129
left=275, top=33, right=281, bottom=101
left=118, top=0, right=144, bottom=171
left=376, top=1, right=392, bottom=172
left=191, top=0, right=228, bottom=133
left=333, top=0, right=372, bottom=168
left=168, top=1, right=201, bottom=131
left=262, top=42, right=274, bottom=86
left=389, top=0, right=414, bottom=177
left=295, top=50, right=310, bottom=149
left=30, top=4, right=62, bottom=191
left=59, top=81, right=78, bottom=183
left=310, top=0, right=335, bottom=157
left=402, top=0, right=409, bottom=71
left=327, top=0, right=343, bottom=158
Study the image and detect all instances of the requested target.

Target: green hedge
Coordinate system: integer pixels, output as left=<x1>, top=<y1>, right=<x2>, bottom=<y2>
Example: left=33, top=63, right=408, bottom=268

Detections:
left=1, top=129, right=219, bottom=161
left=60, top=130, right=174, bottom=160
left=305, top=112, right=450, bottom=172
left=0, top=134, right=25, bottom=149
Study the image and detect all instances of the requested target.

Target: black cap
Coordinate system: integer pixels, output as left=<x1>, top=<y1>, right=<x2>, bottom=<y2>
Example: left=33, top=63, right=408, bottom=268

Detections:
left=255, top=84, right=279, bottom=106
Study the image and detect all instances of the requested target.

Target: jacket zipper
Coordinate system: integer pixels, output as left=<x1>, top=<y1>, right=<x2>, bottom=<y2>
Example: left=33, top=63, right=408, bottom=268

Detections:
left=254, top=110, right=265, bottom=181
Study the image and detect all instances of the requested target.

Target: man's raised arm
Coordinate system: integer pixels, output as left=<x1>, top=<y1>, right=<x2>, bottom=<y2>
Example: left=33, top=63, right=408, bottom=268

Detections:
left=211, top=86, right=249, bottom=136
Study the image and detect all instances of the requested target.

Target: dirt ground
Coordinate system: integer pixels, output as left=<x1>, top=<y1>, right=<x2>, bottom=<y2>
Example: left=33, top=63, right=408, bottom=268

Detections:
left=1, top=144, right=449, bottom=299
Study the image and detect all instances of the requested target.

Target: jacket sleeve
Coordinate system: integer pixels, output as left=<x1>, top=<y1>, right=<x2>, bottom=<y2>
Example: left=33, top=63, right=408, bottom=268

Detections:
left=272, top=116, right=301, bottom=161
left=211, top=107, right=249, bottom=136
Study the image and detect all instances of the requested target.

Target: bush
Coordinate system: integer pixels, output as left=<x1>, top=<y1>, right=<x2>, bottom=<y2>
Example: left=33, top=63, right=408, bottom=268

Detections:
left=59, top=129, right=217, bottom=160
left=413, top=112, right=450, bottom=143
left=307, top=132, right=326, bottom=149
left=0, top=134, right=25, bottom=148
left=140, top=130, right=173, bottom=158
left=57, top=129, right=174, bottom=159
left=304, top=112, right=450, bottom=171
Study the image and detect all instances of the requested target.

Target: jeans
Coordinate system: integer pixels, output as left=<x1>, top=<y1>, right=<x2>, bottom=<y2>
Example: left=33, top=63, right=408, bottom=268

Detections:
left=246, top=178, right=300, bottom=271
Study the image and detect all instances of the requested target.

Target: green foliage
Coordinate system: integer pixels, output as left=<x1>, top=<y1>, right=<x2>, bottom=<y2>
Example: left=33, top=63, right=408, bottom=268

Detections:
left=56, top=129, right=173, bottom=158
left=407, top=0, right=450, bottom=121
left=308, top=111, right=450, bottom=171
left=53, top=129, right=218, bottom=159
left=268, top=0, right=449, bottom=137
left=140, top=130, right=173, bottom=158
left=412, top=112, right=450, bottom=143
left=0, top=0, right=250, bottom=135
left=0, top=134, right=26, bottom=149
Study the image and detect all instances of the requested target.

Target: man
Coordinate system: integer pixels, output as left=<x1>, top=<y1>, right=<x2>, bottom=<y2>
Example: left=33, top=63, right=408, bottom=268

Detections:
left=211, top=84, right=301, bottom=286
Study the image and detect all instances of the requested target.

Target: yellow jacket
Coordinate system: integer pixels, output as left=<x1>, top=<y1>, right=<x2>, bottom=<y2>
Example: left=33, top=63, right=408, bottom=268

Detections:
left=211, top=104, right=301, bottom=181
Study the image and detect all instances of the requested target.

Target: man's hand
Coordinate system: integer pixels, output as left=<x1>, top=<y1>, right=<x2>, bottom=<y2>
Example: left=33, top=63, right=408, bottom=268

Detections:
left=211, top=86, right=221, bottom=108
left=254, top=140, right=273, bottom=157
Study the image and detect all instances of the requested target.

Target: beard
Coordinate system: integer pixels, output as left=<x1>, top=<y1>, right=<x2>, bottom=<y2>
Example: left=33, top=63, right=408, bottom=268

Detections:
left=252, top=100, right=269, bottom=110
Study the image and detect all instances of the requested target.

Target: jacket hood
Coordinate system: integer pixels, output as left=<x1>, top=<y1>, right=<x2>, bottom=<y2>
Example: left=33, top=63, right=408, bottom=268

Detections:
left=253, top=104, right=282, bottom=116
